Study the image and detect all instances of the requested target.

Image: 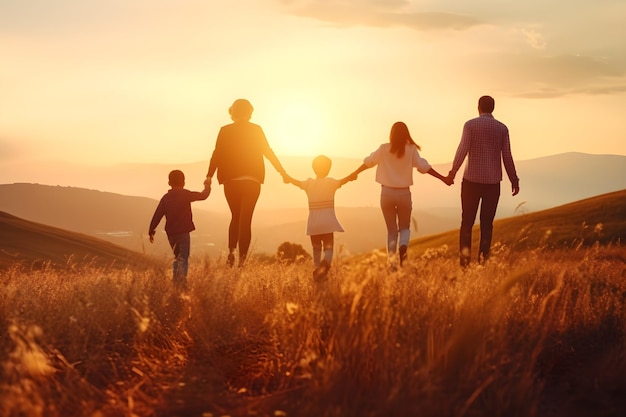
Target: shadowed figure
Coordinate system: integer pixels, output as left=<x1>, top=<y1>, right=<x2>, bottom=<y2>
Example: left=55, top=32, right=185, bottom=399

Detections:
left=446, top=95, right=520, bottom=268
left=351, top=121, right=452, bottom=268
left=205, top=99, right=287, bottom=267
left=149, top=169, right=210, bottom=287
left=283, top=155, right=357, bottom=281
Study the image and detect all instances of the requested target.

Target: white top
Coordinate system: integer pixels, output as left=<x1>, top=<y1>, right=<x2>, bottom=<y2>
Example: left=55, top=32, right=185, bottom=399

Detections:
left=363, top=143, right=431, bottom=188
left=300, top=177, right=344, bottom=236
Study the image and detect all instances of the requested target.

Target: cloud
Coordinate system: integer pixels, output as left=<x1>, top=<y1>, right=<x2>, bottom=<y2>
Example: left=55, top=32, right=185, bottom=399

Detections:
left=520, top=28, right=547, bottom=50
left=515, top=84, right=626, bottom=99
left=486, top=53, right=626, bottom=97
left=281, top=0, right=483, bottom=31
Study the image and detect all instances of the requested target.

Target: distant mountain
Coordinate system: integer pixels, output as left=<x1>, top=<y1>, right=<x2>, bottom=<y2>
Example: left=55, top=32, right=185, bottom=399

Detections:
left=3, top=152, right=625, bottom=214
left=1, top=152, right=625, bottom=257
left=3, top=189, right=624, bottom=271
left=0, top=211, right=153, bottom=269
left=0, top=183, right=452, bottom=257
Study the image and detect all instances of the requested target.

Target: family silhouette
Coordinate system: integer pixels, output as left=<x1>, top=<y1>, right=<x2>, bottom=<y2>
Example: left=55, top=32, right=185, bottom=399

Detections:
left=149, top=96, right=520, bottom=281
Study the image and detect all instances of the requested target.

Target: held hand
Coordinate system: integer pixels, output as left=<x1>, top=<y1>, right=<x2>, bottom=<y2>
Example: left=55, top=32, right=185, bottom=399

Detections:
left=348, top=172, right=358, bottom=181
left=203, top=177, right=212, bottom=188
left=281, top=172, right=291, bottom=184
left=442, top=174, right=454, bottom=186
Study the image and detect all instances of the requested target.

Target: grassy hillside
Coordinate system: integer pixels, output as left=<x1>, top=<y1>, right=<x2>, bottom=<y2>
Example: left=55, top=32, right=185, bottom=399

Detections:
left=1, top=240, right=625, bottom=416
left=1, top=191, right=625, bottom=416
left=406, top=189, right=626, bottom=260
left=0, top=211, right=153, bottom=270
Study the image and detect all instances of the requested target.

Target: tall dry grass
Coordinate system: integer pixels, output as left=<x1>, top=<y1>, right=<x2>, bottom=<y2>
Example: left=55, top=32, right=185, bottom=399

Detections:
left=1, top=244, right=625, bottom=417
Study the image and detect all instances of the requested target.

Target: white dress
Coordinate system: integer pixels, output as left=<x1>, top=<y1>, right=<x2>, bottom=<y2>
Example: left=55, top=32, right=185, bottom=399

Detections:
left=301, top=177, right=344, bottom=236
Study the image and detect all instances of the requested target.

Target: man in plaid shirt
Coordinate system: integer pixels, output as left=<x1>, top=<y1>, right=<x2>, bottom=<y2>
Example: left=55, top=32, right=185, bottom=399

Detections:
left=446, top=96, right=520, bottom=267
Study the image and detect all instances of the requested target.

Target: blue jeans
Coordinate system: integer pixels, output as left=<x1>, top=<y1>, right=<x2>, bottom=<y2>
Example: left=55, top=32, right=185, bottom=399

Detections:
left=460, top=180, right=500, bottom=266
left=380, top=186, right=412, bottom=255
left=168, top=233, right=190, bottom=285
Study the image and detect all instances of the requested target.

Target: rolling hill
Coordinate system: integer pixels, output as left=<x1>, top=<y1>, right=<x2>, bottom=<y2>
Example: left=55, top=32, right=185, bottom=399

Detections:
left=2, top=190, right=624, bottom=271
left=0, top=211, right=153, bottom=270
left=405, top=189, right=626, bottom=260
left=2, top=152, right=625, bottom=258
left=0, top=183, right=456, bottom=257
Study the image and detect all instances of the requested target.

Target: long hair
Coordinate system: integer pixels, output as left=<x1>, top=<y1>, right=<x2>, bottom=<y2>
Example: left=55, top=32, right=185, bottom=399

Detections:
left=389, top=121, right=420, bottom=158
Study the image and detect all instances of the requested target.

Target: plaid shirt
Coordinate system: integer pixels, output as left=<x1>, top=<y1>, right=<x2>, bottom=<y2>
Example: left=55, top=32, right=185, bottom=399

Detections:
left=449, top=113, right=519, bottom=185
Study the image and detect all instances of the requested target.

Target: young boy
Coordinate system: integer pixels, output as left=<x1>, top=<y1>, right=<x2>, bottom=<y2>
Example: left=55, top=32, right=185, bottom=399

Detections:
left=283, top=155, right=356, bottom=281
left=149, top=169, right=210, bottom=287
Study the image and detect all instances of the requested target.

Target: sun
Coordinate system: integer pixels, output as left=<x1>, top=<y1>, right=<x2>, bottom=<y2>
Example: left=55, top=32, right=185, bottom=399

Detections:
left=263, top=95, right=329, bottom=157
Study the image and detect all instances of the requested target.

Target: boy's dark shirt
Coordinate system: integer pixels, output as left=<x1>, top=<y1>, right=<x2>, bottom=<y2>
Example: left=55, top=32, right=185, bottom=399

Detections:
left=149, top=188, right=209, bottom=237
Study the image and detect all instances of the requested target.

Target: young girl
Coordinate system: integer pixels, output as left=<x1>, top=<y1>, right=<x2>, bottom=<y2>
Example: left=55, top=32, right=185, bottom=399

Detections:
left=351, top=122, right=452, bottom=267
left=284, top=155, right=356, bottom=280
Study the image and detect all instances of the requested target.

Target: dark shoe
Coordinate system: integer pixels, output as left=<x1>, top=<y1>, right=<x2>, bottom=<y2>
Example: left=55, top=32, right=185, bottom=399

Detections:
left=227, top=253, right=235, bottom=267
left=399, top=245, right=407, bottom=266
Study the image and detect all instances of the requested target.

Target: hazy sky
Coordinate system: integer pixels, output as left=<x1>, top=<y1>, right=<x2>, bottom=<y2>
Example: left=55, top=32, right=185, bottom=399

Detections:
left=2, top=0, right=625, bottom=170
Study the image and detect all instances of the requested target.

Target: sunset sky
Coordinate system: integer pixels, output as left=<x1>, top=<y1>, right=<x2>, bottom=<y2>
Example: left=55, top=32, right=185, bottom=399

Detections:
left=2, top=0, right=625, bottom=174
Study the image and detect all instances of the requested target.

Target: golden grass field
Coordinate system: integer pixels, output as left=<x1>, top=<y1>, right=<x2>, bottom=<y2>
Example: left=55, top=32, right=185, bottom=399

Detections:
left=1, top=190, right=625, bottom=417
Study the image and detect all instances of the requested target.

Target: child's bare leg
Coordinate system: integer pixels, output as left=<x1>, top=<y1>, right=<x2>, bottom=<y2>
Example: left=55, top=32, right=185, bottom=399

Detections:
left=310, top=235, right=322, bottom=267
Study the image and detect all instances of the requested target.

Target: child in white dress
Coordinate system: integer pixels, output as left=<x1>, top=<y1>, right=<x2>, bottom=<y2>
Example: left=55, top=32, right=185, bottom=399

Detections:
left=284, top=155, right=356, bottom=280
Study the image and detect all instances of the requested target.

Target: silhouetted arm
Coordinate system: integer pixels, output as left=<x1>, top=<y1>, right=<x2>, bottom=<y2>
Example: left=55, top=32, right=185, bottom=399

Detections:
left=205, top=128, right=223, bottom=185
left=264, top=148, right=287, bottom=176
left=284, top=173, right=305, bottom=189
left=350, top=163, right=370, bottom=178
left=427, top=168, right=453, bottom=186
left=339, top=171, right=358, bottom=186
left=190, top=186, right=211, bottom=201
left=511, top=180, right=520, bottom=196
left=148, top=200, right=165, bottom=243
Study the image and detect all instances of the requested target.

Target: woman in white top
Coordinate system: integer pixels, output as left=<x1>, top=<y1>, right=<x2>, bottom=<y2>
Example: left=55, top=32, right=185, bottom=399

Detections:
left=284, top=155, right=356, bottom=280
left=351, top=122, right=452, bottom=266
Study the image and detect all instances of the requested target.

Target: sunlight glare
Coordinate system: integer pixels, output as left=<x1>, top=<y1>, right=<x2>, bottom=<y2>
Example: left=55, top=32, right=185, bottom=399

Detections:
left=264, top=96, right=328, bottom=157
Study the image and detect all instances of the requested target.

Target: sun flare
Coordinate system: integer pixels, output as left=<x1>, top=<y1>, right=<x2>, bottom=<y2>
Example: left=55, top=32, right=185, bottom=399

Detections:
left=263, top=96, right=329, bottom=157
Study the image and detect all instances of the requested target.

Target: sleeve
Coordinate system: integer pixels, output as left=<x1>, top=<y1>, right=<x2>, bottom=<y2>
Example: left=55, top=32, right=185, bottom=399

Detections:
left=411, top=147, right=432, bottom=174
left=187, top=189, right=210, bottom=202
left=148, top=199, right=166, bottom=235
left=206, top=127, right=225, bottom=178
left=260, top=126, right=285, bottom=173
left=501, top=129, right=519, bottom=184
left=449, top=122, right=471, bottom=178
left=299, top=178, right=311, bottom=191
left=363, top=146, right=381, bottom=167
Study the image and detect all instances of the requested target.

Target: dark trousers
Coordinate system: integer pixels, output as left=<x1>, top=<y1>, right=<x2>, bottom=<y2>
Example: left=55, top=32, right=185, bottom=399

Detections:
left=460, top=180, right=500, bottom=266
left=224, top=179, right=261, bottom=261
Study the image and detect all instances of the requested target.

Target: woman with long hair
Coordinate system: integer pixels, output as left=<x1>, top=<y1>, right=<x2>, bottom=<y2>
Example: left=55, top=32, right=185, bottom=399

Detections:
left=351, top=121, right=452, bottom=266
